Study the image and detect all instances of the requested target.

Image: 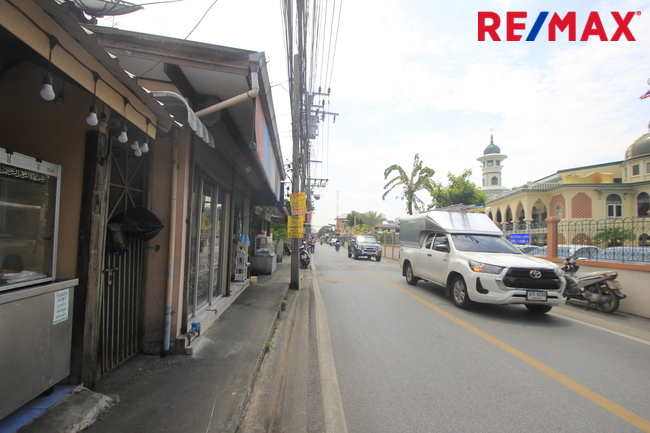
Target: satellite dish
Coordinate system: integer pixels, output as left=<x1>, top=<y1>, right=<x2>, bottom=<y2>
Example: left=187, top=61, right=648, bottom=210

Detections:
left=72, top=0, right=144, bottom=17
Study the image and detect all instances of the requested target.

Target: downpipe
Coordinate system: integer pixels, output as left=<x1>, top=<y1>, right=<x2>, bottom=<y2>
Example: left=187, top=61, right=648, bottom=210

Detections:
left=162, top=133, right=179, bottom=356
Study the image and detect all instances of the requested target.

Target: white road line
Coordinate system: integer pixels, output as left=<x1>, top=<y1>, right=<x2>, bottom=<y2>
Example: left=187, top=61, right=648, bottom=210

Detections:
left=549, top=312, right=650, bottom=346
left=311, top=262, right=349, bottom=433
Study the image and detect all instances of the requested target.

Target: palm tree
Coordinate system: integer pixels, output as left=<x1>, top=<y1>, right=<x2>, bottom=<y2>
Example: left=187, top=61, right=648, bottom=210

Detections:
left=382, top=153, right=435, bottom=215
left=360, top=210, right=386, bottom=231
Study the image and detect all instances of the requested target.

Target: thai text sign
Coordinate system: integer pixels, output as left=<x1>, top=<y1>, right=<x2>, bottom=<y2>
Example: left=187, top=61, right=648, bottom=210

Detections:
left=288, top=214, right=305, bottom=238
left=290, top=192, right=307, bottom=215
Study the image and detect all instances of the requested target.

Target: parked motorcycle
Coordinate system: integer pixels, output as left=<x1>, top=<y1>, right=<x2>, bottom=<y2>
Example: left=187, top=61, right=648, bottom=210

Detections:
left=299, top=245, right=311, bottom=269
left=283, top=242, right=292, bottom=256
left=562, top=254, right=626, bottom=313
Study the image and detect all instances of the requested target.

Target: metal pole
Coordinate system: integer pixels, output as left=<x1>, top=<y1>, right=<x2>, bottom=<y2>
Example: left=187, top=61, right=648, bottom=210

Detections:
left=290, top=53, right=301, bottom=290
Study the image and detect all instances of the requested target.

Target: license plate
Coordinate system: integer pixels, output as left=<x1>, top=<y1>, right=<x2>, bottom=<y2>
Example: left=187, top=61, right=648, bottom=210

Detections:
left=527, top=291, right=547, bottom=301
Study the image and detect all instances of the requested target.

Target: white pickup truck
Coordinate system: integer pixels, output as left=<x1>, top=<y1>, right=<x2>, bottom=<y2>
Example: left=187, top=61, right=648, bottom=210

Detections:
left=399, top=210, right=566, bottom=314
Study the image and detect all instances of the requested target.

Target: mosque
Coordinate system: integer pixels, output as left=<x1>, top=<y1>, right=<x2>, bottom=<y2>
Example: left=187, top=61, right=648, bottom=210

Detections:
left=478, top=131, right=650, bottom=228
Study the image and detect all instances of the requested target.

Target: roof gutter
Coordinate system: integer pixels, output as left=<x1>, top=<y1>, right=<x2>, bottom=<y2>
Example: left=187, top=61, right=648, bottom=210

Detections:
left=195, top=61, right=260, bottom=118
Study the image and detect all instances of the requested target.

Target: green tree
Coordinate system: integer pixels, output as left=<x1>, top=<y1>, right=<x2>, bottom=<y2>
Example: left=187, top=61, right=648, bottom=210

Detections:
left=592, top=227, right=636, bottom=247
left=430, top=169, right=487, bottom=209
left=382, top=153, right=436, bottom=215
left=317, top=226, right=330, bottom=237
left=271, top=223, right=287, bottom=241
left=346, top=211, right=365, bottom=227
left=359, top=210, right=386, bottom=231
left=353, top=223, right=370, bottom=234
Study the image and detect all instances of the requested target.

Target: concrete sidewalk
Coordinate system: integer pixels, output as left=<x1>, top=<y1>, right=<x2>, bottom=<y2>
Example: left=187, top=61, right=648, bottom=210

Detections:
left=11, top=259, right=297, bottom=433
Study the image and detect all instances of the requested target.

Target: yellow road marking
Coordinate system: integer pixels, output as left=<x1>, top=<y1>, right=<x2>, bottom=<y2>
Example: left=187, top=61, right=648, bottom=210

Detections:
left=358, top=263, right=650, bottom=432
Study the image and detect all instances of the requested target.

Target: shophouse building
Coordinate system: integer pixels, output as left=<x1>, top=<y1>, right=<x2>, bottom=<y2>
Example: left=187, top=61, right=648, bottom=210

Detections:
left=0, top=0, right=285, bottom=418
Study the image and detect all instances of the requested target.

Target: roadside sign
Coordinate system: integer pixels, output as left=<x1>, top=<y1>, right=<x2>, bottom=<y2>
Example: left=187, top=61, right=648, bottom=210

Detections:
left=288, top=214, right=305, bottom=238
left=509, top=233, right=531, bottom=244
left=290, top=192, right=307, bottom=215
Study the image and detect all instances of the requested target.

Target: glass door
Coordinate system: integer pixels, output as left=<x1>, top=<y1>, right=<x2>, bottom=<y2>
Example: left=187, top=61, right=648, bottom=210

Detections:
left=187, top=175, right=227, bottom=318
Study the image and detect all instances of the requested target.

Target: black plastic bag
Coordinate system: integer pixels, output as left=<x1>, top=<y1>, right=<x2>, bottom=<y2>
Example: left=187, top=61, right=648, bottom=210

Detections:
left=121, top=207, right=165, bottom=241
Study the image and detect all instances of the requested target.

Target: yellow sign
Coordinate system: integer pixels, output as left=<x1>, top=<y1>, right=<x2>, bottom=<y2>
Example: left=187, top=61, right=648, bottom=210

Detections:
left=290, top=192, right=307, bottom=215
left=287, top=214, right=305, bottom=238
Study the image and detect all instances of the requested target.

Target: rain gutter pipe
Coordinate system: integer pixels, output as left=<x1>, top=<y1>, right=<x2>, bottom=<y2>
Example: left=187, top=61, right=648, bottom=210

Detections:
left=195, top=64, right=260, bottom=118
left=163, top=130, right=179, bottom=354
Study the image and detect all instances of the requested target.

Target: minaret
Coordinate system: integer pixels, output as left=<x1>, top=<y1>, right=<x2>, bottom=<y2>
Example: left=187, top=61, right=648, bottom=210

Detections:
left=477, top=133, right=509, bottom=199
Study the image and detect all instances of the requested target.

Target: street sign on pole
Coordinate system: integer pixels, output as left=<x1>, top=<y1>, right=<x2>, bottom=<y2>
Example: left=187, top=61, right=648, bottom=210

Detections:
left=288, top=214, right=305, bottom=238
left=290, top=192, right=307, bottom=215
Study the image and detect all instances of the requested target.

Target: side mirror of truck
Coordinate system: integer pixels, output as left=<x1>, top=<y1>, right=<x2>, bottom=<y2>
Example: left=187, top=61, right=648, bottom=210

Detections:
left=434, top=244, right=450, bottom=253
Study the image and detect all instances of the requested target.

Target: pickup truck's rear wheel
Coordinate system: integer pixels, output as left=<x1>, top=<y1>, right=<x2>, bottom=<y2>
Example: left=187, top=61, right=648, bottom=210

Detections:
left=525, top=304, right=552, bottom=314
left=405, top=263, right=419, bottom=285
left=451, top=276, right=472, bottom=309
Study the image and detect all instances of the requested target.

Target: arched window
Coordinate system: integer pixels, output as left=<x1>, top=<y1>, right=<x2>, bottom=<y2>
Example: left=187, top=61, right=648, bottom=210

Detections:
left=606, top=194, right=622, bottom=218
left=556, top=204, right=563, bottom=218
left=638, top=192, right=649, bottom=217
left=491, top=176, right=498, bottom=185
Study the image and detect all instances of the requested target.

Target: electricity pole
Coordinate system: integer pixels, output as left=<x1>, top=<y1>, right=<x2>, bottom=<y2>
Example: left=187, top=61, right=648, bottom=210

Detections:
left=290, top=53, right=301, bottom=290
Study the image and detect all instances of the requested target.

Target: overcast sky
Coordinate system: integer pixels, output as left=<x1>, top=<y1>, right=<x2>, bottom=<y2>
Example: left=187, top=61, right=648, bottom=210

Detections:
left=98, top=0, right=650, bottom=230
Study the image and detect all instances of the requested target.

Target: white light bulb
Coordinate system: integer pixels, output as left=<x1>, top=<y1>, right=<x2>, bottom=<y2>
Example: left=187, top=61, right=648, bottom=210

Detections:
left=99, top=113, right=108, bottom=128
left=40, top=75, right=55, bottom=101
left=140, top=141, right=149, bottom=153
left=118, top=127, right=128, bottom=143
left=134, top=148, right=142, bottom=157
left=86, top=105, right=98, bottom=126
left=131, top=141, right=140, bottom=151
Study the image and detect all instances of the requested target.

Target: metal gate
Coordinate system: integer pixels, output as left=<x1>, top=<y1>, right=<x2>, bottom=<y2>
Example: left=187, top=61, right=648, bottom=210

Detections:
left=99, top=141, right=147, bottom=374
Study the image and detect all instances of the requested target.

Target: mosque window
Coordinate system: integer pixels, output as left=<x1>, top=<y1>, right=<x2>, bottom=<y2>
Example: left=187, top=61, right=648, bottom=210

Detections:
left=638, top=192, right=649, bottom=217
left=487, top=161, right=493, bottom=166
left=632, top=165, right=640, bottom=176
left=647, top=162, right=650, bottom=173
left=491, top=176, right=498, bottom=185
left=606, top=194, right=622, bottom=218
left=555, top=204, right=563, bottom=218
left=496, top=160, right=500, bottom=166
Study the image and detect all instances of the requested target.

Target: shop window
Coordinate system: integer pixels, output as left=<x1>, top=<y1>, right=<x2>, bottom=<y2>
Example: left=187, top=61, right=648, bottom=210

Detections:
left=187, top=174, right=227, bottom=318
left=638, top=192, right=649, bottom=217
left=606, top=194, right=622, bottom=218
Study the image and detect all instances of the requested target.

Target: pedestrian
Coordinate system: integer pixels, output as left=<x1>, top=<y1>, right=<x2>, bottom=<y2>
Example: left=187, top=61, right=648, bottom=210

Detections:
left=310, top=237, right=316, bottom=253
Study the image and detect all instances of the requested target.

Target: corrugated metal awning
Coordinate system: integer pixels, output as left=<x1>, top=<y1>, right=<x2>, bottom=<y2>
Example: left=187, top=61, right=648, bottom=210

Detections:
left=151, top=91, right=215, bottom=148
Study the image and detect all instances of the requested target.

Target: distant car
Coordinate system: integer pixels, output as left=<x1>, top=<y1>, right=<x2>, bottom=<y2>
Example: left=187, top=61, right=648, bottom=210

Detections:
left=514, top=244, right=538, bottom=254
left=527, top=244, right=601, bottom=260
left=330, top=238, right=338, bottom=246
left=597, top=246, right=650, bottom=263
left=348, top=235, right=382, bottom=261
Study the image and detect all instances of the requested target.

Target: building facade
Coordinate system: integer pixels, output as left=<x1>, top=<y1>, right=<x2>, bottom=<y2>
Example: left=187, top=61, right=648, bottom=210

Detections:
left=0, top=0, right=285, bottom=418
left=485, top=131, right=650, bottom=245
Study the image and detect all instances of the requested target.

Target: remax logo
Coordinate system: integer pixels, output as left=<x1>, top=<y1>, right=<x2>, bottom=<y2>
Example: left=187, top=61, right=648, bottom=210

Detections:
left=478, top=11, right=640, bottom=41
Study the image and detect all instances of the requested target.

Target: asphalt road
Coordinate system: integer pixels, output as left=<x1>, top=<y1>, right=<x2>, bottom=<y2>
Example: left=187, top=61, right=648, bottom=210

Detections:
left=243, top=243, right=650, bottom=433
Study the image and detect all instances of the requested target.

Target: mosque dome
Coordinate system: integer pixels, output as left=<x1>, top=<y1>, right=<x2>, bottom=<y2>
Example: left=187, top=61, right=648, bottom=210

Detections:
left=483, top=135, right=500, bottom=155
left=626, top=132, right=650, bottom=159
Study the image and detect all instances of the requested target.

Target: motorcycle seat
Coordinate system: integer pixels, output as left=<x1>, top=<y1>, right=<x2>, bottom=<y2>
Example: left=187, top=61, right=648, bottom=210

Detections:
left=576, top=270, right=617, bottom=278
